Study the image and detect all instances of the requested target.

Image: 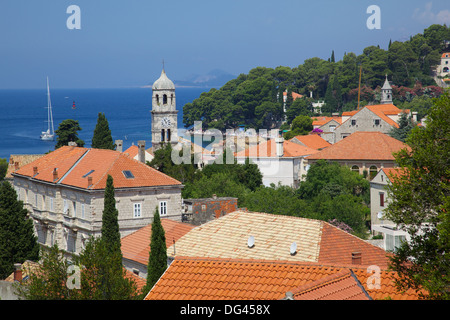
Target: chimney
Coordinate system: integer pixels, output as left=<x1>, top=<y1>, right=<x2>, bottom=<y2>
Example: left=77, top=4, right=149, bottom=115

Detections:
left=53, top=168, right=58, bottom=181
left=412, top=111, right=418, bottom=122
left=275, top=137, right=284, bottom=157
left=352, top=252, right=362, bottom=265
left=14, top=161, right=19, bottom=170
left=68, top=141, right=77, bottom=147
left=138, top=140, right=146, bottom=163
left=115, top=140, right=123, bottom=152
left=212, top=194, right=217, bottom=199
left=14, top=263, right=22, bottom=282
left=33, top=166, right=38, bottom=176
left=88, top=176, right=93, bottom=188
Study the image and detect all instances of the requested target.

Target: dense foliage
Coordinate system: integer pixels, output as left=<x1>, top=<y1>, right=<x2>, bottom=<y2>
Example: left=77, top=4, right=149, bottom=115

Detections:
left=55, top=119, right=85, bottom=148
left=183, top=24, right=449, bottom=130
left=91, top=112, right=115, bottom=150
left=385, top=91, right=450, bottom=299
left=0, top=181, right=40, bottom=279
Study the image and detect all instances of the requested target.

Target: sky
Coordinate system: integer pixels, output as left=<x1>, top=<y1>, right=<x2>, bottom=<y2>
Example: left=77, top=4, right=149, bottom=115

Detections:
left=0, top=0, right=449, bottom=89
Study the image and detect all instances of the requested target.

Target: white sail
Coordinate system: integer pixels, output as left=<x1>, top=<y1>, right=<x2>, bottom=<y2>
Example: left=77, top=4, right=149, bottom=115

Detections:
left=40, top=77, right=55, bottom=141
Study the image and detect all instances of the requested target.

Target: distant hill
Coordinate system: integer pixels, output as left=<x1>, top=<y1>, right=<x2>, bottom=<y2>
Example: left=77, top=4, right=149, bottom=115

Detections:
left=174, top=69, right=236, bottom=88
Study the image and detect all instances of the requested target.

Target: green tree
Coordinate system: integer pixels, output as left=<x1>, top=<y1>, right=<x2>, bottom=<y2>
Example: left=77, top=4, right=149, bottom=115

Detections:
left=144, top=208, right=167, bottom=293
left=286, top=98, right=312, bottom=123
left=0, top=181, right=39, bottom=279
left=388, top=112, right=417, bottom=142
left=55, top=119, right=85, bottom=149
left=101, top=175, right=121, bottom=253
left=91, top=112, right=115, bottom=150
left=283, top=115, right=313, bottom=140
left=0, top=158, right=7, bottom=181
left=385, top=91, right=450, bottom=300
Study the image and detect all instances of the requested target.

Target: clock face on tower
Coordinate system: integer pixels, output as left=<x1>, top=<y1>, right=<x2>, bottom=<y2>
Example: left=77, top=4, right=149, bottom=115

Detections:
left=161, top=117, right=171, bottom=128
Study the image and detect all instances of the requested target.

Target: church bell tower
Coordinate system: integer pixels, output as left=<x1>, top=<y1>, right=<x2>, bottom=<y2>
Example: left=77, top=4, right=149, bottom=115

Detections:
left=151, top=67, right=178, bottom=152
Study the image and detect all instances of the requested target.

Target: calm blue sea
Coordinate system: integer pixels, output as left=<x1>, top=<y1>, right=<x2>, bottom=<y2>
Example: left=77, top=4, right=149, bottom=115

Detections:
left=0, top=87, right=208, bottom=160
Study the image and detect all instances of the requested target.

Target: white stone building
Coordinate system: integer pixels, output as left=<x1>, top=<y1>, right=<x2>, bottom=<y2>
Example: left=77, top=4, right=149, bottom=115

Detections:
left=11, top=146, right=183, bottom=255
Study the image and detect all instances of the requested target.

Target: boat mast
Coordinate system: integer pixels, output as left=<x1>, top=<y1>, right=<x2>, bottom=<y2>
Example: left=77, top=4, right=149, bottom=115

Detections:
left=47, top=77, right=54, bottom=135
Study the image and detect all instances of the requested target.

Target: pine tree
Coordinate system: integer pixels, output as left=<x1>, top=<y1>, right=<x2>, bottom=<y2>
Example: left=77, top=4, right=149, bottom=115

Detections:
left=0, top=181, right=39, bottom=279
left=91, top=113, right=115, bottom=150
left=145, top=207, right=167, bottom=293
left=55, top=119, right=85, bottom=149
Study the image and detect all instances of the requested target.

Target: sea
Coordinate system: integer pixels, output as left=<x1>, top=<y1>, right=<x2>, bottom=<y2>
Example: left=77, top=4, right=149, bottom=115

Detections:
left=0, top=87, right=209, bottom=161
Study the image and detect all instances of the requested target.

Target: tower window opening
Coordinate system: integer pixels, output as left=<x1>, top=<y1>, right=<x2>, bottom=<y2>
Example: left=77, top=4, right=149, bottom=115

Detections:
left=167, top=129, right=171, bottom=142
left=161, top=129, right=165, bottom=142
left=156, top=94, right=159, bottom=104
left=163, top=94, right=168, bottom=105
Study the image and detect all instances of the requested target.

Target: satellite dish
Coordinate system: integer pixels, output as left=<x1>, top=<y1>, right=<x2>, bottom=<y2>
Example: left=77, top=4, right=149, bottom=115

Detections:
left=290, top=242, right=297, bottom=255
left=377, top=212, right=383, bottom=219
left=248, top=236, right=255, bottom=248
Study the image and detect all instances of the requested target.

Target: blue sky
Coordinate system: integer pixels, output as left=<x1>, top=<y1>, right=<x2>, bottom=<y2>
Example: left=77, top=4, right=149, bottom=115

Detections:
left=1, top=0, right=449, bottom=89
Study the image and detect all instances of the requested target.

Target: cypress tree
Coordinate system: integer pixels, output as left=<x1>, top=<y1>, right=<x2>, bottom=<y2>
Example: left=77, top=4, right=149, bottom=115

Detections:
left=101, top=175, right=121, bottom=253
left=0, top=181, right=39, bottom=279
left=330, top=50, right=335, bottom=63
left=145, top=207, right=167, bottom=292
left=91, top=112, right=115, bottom=150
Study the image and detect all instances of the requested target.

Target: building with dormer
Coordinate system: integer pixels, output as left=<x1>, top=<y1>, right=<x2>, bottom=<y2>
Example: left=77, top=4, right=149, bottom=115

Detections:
left=11, top=146, right=183, bottom=255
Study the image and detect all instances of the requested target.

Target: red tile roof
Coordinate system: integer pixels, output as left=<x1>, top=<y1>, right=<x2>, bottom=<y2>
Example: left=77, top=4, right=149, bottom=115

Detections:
left=283, top=91, right=303, bottom=100
left=291, top=134, right=331, bottom=150
left=312, top=116, right=342, bottom=126
left=235, top=139, right=319, bottom=158
left=306, top=131, right=409, bottom=161
left=13, top=146, right=181, bottom=189
left=318, top=223, right=391, bottom=269
left=144, top=257, right=422, bottom=300
left=121, top=219, right=196, bottom=266
left=291, top=269, right=371, bottom=300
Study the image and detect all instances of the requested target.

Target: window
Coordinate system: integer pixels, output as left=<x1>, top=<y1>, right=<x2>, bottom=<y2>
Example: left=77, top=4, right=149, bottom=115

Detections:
left=82, top=170, right=94, bottom=178
left=50, top=197, right=54, bottom=212
left=167, top=129, right=171, bottom=142
left=123, top=170, right=135, bottom=179
left=133, top=203, right=141, bottom=218
left=63, top=200, right=69, bottom=214
left=73, top=201, right=77, bottom=217
left=81, top=204, right=85, bottom=218
left=159, top=201, right=167, bottom=216
left=374, top=119, right=380, bottom=126
left=369, top=165, right=378, bottom=179
left=161, top=129, right=165, bottom=142
left=379, top=192, right=385, bottom=207
left=351, top=165, right=359, bottom=173
left=329, top=125, right=336, bottom=132
left=201, top=204, right=206, bottom=211
left=35, top=194, right=39, bottom=209
left=351, top=119, right=356, bottom=126
left=155, top=94, right=159, bottom=104
left=163, top=94, right=168, bottom=105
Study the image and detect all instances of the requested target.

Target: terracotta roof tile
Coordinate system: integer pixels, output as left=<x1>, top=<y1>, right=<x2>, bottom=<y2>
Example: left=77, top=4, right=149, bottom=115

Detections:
left=235, top=139, right=319, bottom=158
left=291, top=134, right=331, bottom=150
left=291, top=269, right=371, bottom=300
left=306, top=131, right=409, bottom=161
left=13, top=146, right=181, bottom=189
left=312, top=116, right=342, bottom=126
left=121, top=219, right=195, bottom=265
left=5, top=154, right=45, bottom=179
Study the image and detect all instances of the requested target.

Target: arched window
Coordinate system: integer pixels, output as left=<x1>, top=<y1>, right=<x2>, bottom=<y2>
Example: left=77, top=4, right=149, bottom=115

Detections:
left=155, top=94, right=159, bottom=104
left=351, top=165, right=359, bottom=173
left=163, top=94, right=168, bottom=104
left=167, top=129, right=171, bottom=142
left=161, top=129, right=165, bottom=142
left=444, top=67, right=449, bottom=73
left=369, top=165, right=378, bottom=179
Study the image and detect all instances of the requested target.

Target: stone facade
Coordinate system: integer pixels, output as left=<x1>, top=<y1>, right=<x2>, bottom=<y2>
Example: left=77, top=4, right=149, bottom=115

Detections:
left=13, top=175, right=182, bottom=256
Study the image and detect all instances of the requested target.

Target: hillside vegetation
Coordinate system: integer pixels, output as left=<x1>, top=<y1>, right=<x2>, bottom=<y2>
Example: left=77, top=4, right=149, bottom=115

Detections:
left=183, top=24, right=450, bottom=130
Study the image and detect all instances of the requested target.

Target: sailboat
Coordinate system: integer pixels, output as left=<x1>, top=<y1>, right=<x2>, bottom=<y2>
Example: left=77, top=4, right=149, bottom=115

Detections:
left=40, top=77, right=55, bottom=141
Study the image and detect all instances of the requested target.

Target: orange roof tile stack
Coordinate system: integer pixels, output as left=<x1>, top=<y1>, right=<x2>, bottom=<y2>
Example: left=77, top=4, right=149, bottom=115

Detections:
left=306, top=131, right=409, bottom=161
left=312, top=116, right=342, bottom=127
left=13, top=145, right=181, bottom=189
